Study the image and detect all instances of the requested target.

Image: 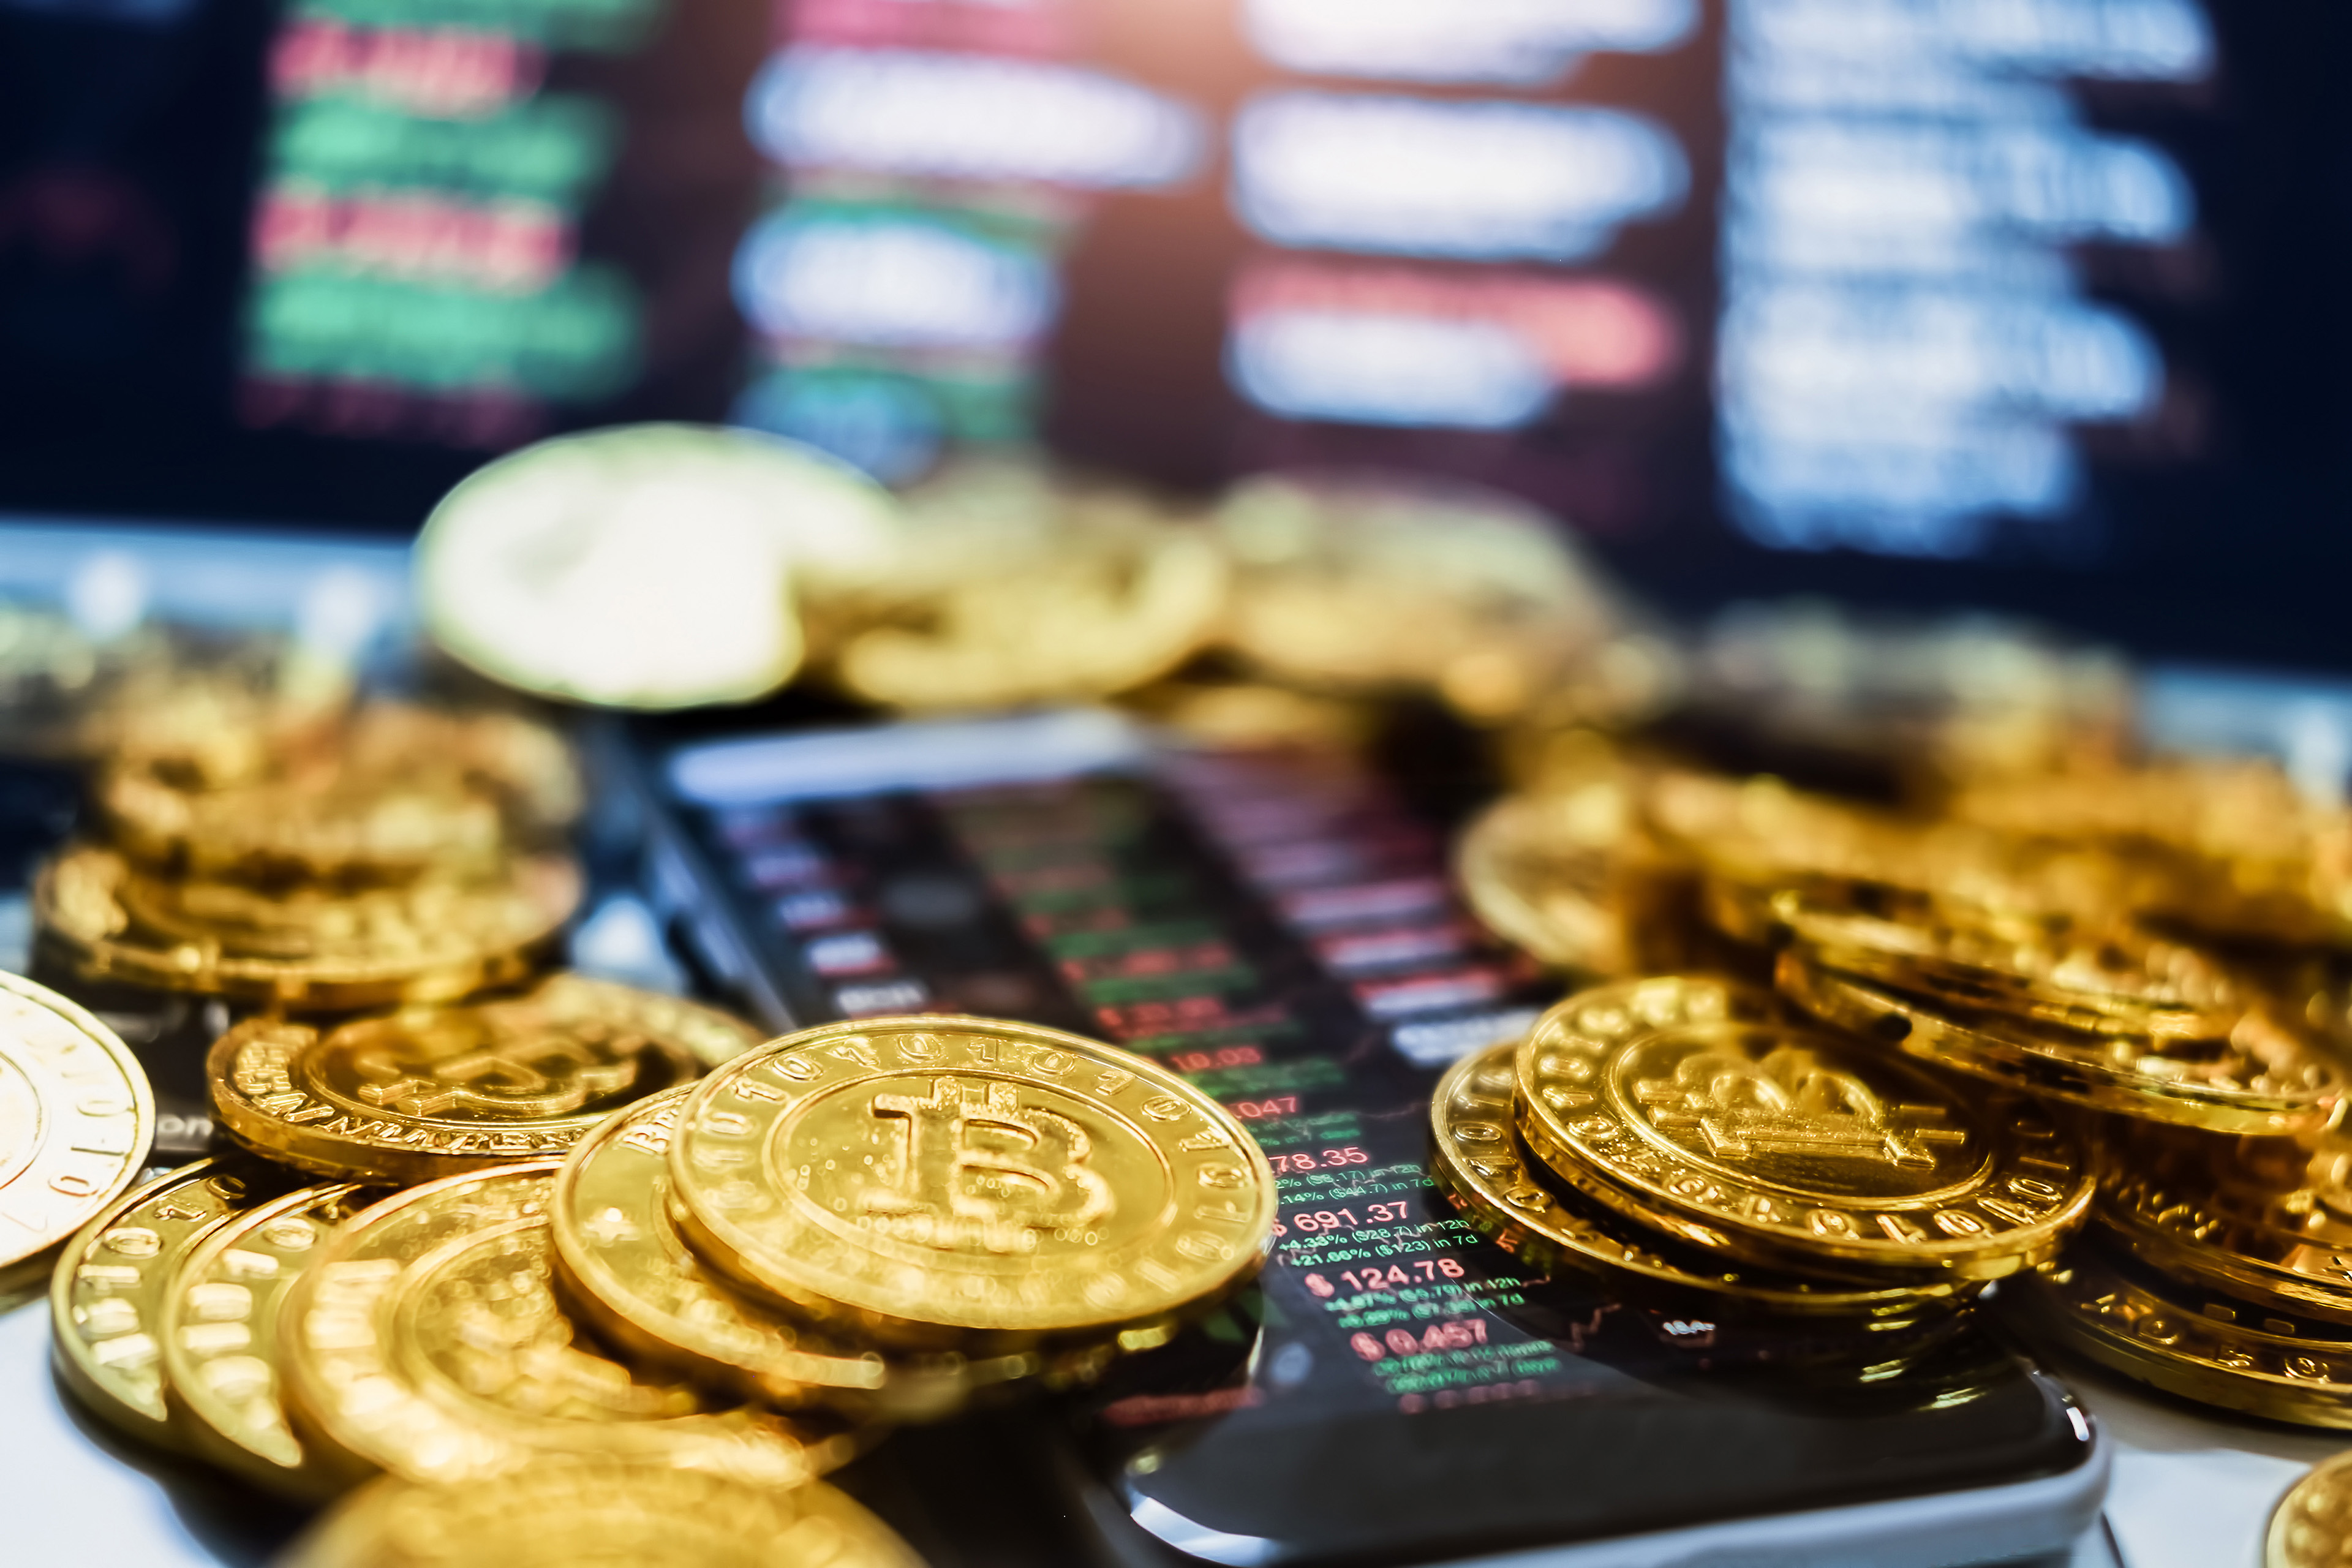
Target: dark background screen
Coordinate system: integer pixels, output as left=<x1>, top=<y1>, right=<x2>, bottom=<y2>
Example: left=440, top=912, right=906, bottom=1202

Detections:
left=2, top=0, right=2346, bottom=666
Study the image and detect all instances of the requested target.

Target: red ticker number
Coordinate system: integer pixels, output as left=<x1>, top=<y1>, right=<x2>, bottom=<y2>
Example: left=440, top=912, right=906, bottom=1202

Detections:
left=1270, top=1146, right=1370, bottom=1175
left=1351, top=1319, right=1488, bottom=1361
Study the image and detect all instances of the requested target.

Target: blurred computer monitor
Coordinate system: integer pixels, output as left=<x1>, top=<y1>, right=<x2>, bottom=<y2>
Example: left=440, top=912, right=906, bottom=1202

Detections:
left=0, top=0, right=2338, bottom=664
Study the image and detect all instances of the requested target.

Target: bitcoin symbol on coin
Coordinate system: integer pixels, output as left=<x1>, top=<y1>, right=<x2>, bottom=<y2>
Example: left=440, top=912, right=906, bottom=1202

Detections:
left=1635, top=1046, right=1967, bottom=1170
left=863, top=1077, right=1114, bottom=1253
left=352, top=1020, right=646, bottom=1118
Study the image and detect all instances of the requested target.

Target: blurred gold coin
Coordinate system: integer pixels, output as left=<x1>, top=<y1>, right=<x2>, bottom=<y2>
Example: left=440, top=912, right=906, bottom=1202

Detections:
left=2092, top=1119, right=2352, bottom=1326
left=1455, top=783, right=1692, bottom=977
left=282, top=1163, right=853, bottom=1487
left=0, top=616, right=351, bottom=765
left=2011, top=1244, right=2352, bottom=1429
left=418, top=423, right=900, bottom=710
left=1117, top=678, right=1379, bottom=752
left=0, top=971, right=153, bottom=1282
left=1515, top=976, right=2093, bottom=1281
left=1777, top=949, right=2341, bottom=1137
left=96, top=703, right=579, bottom=885
left=822, top=460, right=1227, bottom=711
left=1774, top=881, right=2245, bottom=1035
left=50, top=1158, right=292, bottom=1449
left=34, top=842, right=579, bottom=1010
left=1950, top=758, right=2352, bottom=948
left=1653, top=770, right=2178, bottom=946
left=553, top=1087, right=1077, bottom=1421
left=159, top=1180, right=381, bottom=1494
left=671, top=1016, right=1276, bottom=1350
left=1212, top=472, right=1634, bottom=722
left=282, top=1463, right=926, bottom=1568
left=1432, top=1044, right=1967, bottom=1326
left=1645, top=774, right=1956, bottom=946
left=1690, top=601, right=2131, bottom=786
left=2269, top=1450, right=2352, bottom=1568
left=208, top=974, right=713, bottom=1184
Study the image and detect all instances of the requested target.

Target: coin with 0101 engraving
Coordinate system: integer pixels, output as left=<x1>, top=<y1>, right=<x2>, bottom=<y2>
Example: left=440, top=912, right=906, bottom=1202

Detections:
left=50, top=1157, right=292, bottom=1449
left=160, top=1178, right=381, bottom=1494
left=0, top=970, right=154, bottom=1286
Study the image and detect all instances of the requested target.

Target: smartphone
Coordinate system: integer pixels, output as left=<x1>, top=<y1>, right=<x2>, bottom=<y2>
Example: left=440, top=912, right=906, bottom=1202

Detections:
left=615, top=707, right=2108, bottom=1568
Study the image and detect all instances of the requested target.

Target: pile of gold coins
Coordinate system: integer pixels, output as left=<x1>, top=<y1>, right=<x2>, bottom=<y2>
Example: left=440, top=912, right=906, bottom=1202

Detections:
left=17, top=427, right=2352, bottom=1563
left=28, top=998, right=1271, bottom=1561
left=1428, top=973, right=2093, bottom=1368
left=413, top=427, right=1675, bottom=730
left=1457, top=729, right=2352, bottom=1431
left=30, top=698, right=584, bottom=1014
left=0, top=687, right=1276, bottom=1565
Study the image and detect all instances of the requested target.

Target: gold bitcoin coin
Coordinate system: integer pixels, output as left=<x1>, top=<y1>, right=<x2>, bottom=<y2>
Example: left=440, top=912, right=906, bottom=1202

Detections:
left=160, top=1180, right=381, bottom=1494
left=34, top=842, right=580, bottom=1009
left=554, top=1087, right=1082, bottom=1421
left=2010, top=1243, right=2352, bottom=1429
left=1455, top=786, right=1692, bottom=977
left=50, top=1158, right=293, bottom=1449
left=0, top=971, right=154, bottom=1281
left=418, top=423, right=901, bottom=710
left=2090, top=1119, right=2352, bottom=1326
left=671, top=1016, right=1276, bottom=1349
left=1777, top=949, right=2340, bottom=1136
left=1433, top=1044, right=1967, bottom=1328
left=282, top=1162, right=851, bottom=1488
left=1515, top=976, right=2093, bottom=1281
left=282, top=1463, right=925, bottom=1568
left=208, top=974, right=709, bottom=1185
left=2269, top=1450, right=2352, bottom=1568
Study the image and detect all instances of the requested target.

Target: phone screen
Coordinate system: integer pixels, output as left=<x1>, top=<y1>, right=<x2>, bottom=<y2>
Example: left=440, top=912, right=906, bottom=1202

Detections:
left=635, top=711, right=2096, bottom=1567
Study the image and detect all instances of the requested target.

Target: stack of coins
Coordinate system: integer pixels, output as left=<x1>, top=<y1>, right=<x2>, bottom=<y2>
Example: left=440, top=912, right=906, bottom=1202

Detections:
left=40, top=998, right=1275, bottom=1549
left=1774, top=906, right=2352, bottom=1426
left=1212, top=472, right=1675, bottom=729
left=1687, top=779, right=2352, bottom=1425
left=1428, top=974, right=2094, bottom=1367
left=47, top=971, right=772, bottom=1496
left=810, top=458, right=1231, bottom=712
left=31, top=699, right=586, bottom=1016
left=1457, top=735, right=2352, bottom=1424
left=564, top=1016, right=1278, bottom=1415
